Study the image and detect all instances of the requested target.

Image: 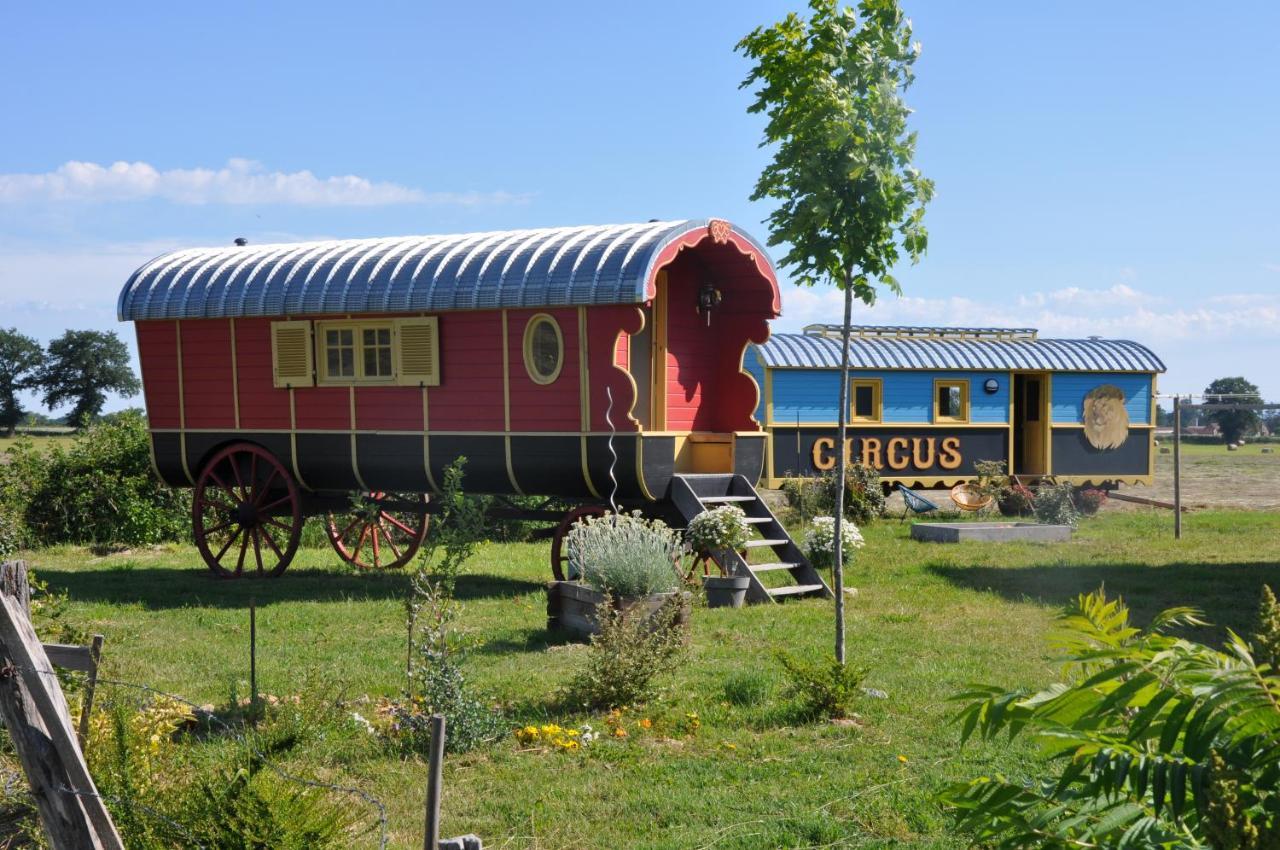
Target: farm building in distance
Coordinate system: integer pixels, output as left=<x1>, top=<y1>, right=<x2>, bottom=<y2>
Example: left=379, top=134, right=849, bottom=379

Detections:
left=746, top=325, right=1166, bottom=488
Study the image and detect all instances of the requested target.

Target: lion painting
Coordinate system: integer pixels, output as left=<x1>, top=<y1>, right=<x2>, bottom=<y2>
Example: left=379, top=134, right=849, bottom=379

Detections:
left=1083, top=385, right=1129, bottom=450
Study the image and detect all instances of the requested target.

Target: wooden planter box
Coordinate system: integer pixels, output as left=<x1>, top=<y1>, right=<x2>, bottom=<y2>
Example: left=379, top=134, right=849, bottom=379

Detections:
left=545, top=581, right=690, bottom=640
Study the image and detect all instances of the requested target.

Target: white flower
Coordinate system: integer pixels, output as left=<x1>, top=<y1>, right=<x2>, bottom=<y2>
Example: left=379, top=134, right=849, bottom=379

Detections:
left=803, top=516, right=865, bottom=560
left=350, top=711, right=376, bottom=735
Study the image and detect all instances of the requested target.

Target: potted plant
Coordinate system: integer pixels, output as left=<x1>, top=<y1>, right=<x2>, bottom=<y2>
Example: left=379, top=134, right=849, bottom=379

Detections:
left=998, top=483, right=1036, bottom=517
left=802, top=516, right=865, bottom=570
left=685, top=505, right=753, bottom=608
left=547, top=512, right=689, bottom=638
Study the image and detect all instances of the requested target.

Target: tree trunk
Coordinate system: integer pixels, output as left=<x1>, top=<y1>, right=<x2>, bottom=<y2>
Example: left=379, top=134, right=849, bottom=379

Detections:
left=831, top=278, right=854, bottom=666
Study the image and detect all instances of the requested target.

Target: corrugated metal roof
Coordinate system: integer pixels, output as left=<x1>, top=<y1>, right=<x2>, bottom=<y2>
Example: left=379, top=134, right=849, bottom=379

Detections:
left=118, top=219, right=773, bottom=320
left=753, top=331, right=1165, bottom=373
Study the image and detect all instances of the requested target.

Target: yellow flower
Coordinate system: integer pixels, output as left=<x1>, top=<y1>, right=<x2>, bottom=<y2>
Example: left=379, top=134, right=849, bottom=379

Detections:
left=612, top=727, right=628, bottom=738
left=897, top=754, right=909, bottom=764
left=639, top=718, right=652, bottom=730
left=721, top=741, right=737, bottom=750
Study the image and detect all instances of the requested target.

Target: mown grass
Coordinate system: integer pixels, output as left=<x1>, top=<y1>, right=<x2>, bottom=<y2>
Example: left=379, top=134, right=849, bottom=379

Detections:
left=18, top=507, right=1280, bottom=848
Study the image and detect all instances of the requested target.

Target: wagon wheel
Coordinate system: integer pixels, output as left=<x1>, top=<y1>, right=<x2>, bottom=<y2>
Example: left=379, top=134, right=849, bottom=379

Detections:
left=326, top=492, right=429, bottom=570
left=549, top=505, right=608, bottom=581
left=193, top=443, right=302, bottom=578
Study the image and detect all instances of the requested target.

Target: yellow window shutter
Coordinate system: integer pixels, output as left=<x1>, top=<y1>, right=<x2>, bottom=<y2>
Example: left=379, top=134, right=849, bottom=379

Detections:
left=396, top=318, right=440, bottom=386
left=271, top=320, right=314, bottom=388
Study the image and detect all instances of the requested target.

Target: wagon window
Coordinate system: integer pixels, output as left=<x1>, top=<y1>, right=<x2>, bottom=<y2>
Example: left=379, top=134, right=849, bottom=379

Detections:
left=849, top=379, right=882, bottom=423
left=325, top=328, right=356, bottom=378
left=934, top=379, right=970, bottom=423
left=523, top=314, right=564, bottom=385
left=363, top=327, right=393, bottom=378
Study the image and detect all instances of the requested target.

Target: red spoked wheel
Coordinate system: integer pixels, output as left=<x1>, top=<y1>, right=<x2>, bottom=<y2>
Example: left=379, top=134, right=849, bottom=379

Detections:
left=326, top=492, right=429, bottom=570
left=193, top=443, right=302, bottom=578
left=550, top=505, right=609, bottom=581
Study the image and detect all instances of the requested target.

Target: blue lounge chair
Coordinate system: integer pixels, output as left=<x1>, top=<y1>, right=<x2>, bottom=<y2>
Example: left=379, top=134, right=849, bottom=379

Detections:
left=896, top=483, right=939, bottom=522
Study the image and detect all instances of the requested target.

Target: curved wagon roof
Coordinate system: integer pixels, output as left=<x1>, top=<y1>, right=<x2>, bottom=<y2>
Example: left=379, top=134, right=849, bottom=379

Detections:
left=755, top=327, right=1165, bottom=373
left=117, top=219, right=780, bottom=320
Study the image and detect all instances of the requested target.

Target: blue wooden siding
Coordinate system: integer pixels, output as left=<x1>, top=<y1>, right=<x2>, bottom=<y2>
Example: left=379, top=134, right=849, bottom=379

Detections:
left=767, top=368, right=1010, bottom=425
left=744, top=348, right=767, bottom=423
left=1051, top=373, right=1152, bottom=424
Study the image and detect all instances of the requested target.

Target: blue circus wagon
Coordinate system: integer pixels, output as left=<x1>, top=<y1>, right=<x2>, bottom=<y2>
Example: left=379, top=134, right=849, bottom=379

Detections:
left=746, top=324, right=1166, bottom=488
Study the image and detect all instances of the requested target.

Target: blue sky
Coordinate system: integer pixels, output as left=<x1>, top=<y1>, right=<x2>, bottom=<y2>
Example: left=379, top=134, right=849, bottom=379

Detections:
left=3, top=1, right=1278, bottom=415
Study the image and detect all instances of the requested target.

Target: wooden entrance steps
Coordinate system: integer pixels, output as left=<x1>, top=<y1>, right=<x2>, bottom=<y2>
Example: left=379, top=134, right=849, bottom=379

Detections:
left=668, top=474, right=833, bottom=605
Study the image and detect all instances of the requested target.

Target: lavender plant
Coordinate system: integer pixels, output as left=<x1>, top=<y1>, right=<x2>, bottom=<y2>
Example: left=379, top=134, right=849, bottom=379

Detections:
left=565, top=512, right=684, bottom=598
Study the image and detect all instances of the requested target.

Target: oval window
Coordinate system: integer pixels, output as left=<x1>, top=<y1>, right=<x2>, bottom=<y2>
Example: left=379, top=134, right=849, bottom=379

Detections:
left=523, top=314, right=564, bottom=385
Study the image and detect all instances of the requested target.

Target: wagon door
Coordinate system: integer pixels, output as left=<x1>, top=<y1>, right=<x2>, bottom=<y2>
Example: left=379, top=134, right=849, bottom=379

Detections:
left=1014, top=373, right=1049, bottom=475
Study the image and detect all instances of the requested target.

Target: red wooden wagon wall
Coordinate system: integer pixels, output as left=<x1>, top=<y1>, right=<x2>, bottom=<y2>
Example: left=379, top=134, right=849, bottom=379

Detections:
left=135, top=226, right=778, bottom=497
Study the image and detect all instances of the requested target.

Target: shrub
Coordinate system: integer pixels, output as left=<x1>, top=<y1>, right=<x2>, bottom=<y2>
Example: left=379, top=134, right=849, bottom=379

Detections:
left=776, top=652, right=868, bottom=719
left=722, top=670, right=773, bottom=707
left=823, top=464, right=885, bottom=525
left=566, top=512, right=683, bottom=598
left=0, top=504, right=22, bottom=559
left=1071, top=487, right=1107, bottom=516
left=0, top=413, right=190, bottom=547
left=685, top=505, right=751, bottom=553
left=998, top=483, right=1035, bottom=517
left=972, top=459, right=1011, bottom=501
left=780, top=476, right=826, bottom=523
left=402, top=580, right=503, bottom=754
left=567, top=594, right=687, bottom=710
left=802, top=516, right=865, bottom=569
left=940, top=588, right=1280, bottom=847
left=1033, top=481, right=1078, bottom=527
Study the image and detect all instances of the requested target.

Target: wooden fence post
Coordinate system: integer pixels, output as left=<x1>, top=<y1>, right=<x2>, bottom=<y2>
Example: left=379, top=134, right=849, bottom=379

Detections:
left=423, top=714, right=445, bottom=850
left=0, top=560, right=124, bottom=850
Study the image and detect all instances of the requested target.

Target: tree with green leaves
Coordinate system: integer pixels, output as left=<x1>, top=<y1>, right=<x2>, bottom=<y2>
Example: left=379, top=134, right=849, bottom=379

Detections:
left=1204, top=376, right=1262, bottom=444
left=0, top=328, right=45, bottom=437
left=37, top=330, right=141, bottom=429
left=737, top=0, right=932, bottom=664
left=942, top=588, right=1280, bottom=848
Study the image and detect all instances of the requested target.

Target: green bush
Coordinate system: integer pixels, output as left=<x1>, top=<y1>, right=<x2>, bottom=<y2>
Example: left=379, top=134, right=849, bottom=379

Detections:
left=781, top=464, right=886, bottom=526
left=1033, top=481, right=1079, bottom=527
left=566, top=512, right=683, bottom=598
left=0, top=413, right=189, bottom=547
left=776, top=652, right=868, bottom=720
left=0, top=504, right=23, bottom=559
left=567, top=595, right=687, bottom=710
left=940, top=588, right=1280, bottom=847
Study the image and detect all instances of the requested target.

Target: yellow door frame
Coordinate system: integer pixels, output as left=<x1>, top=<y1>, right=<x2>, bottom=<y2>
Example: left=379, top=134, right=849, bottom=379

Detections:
left=650, top=270, right=668, bottom=431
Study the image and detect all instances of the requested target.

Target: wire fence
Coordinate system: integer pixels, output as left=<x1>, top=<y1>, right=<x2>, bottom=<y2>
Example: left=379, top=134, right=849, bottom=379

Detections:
left=0, top=663, right=390, bottom=850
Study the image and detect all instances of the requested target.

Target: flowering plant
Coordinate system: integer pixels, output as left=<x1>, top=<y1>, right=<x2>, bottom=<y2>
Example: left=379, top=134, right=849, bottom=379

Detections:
left=685, top=505, right=752, bottom=554
left=803, top=516, right=864, bottom=569
left=514, top=722, right=596, bottom=751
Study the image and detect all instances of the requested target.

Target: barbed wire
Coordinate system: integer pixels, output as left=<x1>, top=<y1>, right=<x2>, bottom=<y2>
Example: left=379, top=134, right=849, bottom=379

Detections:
left=10, top=663, right=389, bottom=850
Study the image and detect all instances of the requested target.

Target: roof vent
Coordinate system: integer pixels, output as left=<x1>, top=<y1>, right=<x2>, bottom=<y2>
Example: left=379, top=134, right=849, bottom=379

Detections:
left=234, top=237, right=248, bottom=247
left=1088, top=335, right=1101, bottom=340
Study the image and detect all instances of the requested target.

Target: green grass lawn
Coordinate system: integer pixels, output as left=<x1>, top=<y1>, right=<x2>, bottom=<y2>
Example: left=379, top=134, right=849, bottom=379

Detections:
left=17, top=507, right=1280, bottom=848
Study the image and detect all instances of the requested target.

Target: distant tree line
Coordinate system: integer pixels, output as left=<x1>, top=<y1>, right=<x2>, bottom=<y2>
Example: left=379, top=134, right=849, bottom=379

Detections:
left=0, top=328, right=140, bottom=435
left=1156, top=375, right=1271, bottom=443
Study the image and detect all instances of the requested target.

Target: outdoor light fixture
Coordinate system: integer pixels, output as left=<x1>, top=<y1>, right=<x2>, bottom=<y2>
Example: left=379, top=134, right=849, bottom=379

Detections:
left=984, top=378, right=1000, bottom=395
left=697, top=282, right=722, bottom=327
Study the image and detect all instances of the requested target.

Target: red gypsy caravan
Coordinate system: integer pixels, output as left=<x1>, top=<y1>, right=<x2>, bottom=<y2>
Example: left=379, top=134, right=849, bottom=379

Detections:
left=119, top=219, right=831, bottom=603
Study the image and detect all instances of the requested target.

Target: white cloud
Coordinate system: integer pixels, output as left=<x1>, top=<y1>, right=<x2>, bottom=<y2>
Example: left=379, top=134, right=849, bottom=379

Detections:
left=0, top=158, right=529, bottom=207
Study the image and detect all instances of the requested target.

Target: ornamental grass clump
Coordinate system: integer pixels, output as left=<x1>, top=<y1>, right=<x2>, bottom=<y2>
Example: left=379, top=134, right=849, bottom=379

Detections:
left=685, top=505, right=752, bottom=554
left=803, top=516, right=865, bottom=570
left=566, top=511, right=683, bottom=598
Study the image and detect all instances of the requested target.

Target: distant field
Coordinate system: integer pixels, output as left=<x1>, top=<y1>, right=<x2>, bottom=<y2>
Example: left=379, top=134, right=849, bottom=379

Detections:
left=1140, top=439, right=1280, bottom=509
left=0, top=432, right=75, bottom=459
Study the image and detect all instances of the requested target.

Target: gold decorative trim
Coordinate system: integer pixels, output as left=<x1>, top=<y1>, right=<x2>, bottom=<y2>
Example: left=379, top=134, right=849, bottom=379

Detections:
left=349, top=387, right=369, bottom=491
left=523, top=312, right=565, bottom=385
left=175, top=321, right=194, bottom=485
left=422, top=387, right=440, bottom=494
left=288, top=389, right=310, bottom=491
left=501, top=311, right=524, bottom=494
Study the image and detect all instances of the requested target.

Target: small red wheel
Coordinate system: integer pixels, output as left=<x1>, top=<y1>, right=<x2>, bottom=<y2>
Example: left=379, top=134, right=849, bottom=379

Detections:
left=550, top=505, right=608, bottom=581
left=193, top=443, right=302, bottom=578
left=326, top=492, right=429, bottom=570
